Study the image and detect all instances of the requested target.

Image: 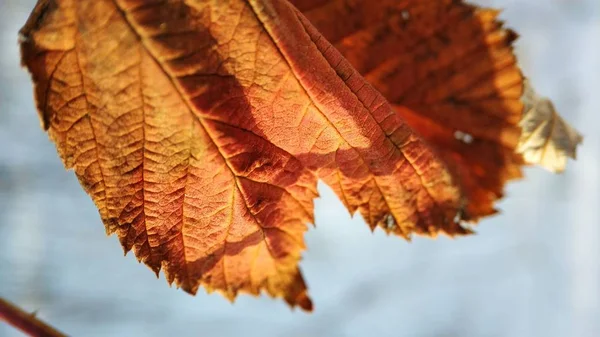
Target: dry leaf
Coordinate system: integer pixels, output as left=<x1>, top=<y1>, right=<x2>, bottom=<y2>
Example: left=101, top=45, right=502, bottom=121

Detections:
left=19, top=0, right=580, bottom=310
left=517, top=81, right=583, bottom=172
left=295, top=0, right=527, bottom=219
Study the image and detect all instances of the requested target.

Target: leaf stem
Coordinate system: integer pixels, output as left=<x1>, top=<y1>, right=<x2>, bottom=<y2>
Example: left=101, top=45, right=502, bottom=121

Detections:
left=0, top=297, right=66, bottom=337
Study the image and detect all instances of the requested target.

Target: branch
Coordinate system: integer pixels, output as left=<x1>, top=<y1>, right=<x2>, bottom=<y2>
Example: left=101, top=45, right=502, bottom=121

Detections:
left=0, top=297, right=66, bottom=337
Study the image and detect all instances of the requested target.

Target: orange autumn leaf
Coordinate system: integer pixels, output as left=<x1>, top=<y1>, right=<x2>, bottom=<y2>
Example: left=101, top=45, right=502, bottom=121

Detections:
left=294, top=0, right=526, bottom=220
left=19, top=0, right=579, bottom=311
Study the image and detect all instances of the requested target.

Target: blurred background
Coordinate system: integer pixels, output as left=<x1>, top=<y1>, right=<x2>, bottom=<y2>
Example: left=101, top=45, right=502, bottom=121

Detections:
left=0, top=0, right=598, bottom=336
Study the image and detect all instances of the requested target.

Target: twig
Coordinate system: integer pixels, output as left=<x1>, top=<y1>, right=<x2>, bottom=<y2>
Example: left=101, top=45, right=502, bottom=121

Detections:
left=0, top=297, right=66, bottom=337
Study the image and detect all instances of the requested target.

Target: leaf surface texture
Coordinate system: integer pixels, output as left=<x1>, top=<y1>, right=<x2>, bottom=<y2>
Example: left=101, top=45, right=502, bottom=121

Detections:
left=20, top=0, right=581, bottom=309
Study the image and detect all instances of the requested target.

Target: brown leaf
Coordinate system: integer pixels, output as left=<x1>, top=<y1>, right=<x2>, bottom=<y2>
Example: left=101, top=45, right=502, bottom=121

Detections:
left=21, top=0, right=318, bottom=310
left=19, top=0, right=579, bottom=310
left=295, top=0, right=527, bottom=220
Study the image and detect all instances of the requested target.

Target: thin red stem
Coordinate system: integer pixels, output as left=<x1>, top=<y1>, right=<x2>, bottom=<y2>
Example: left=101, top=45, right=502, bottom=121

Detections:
left=0, top=297, right=66, bottom=337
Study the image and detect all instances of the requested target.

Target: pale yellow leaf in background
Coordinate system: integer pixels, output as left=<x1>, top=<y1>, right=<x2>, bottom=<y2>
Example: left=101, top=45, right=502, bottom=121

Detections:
left=518, top=81, right=583, bottom=173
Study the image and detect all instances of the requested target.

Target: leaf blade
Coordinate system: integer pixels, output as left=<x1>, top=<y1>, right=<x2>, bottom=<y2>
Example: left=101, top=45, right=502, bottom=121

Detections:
left=20, top=0, right=581, bottom=310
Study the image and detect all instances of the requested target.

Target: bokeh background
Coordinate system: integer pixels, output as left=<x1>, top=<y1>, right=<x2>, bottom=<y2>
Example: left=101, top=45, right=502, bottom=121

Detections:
left=1, top=0, right=598, bottom=336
